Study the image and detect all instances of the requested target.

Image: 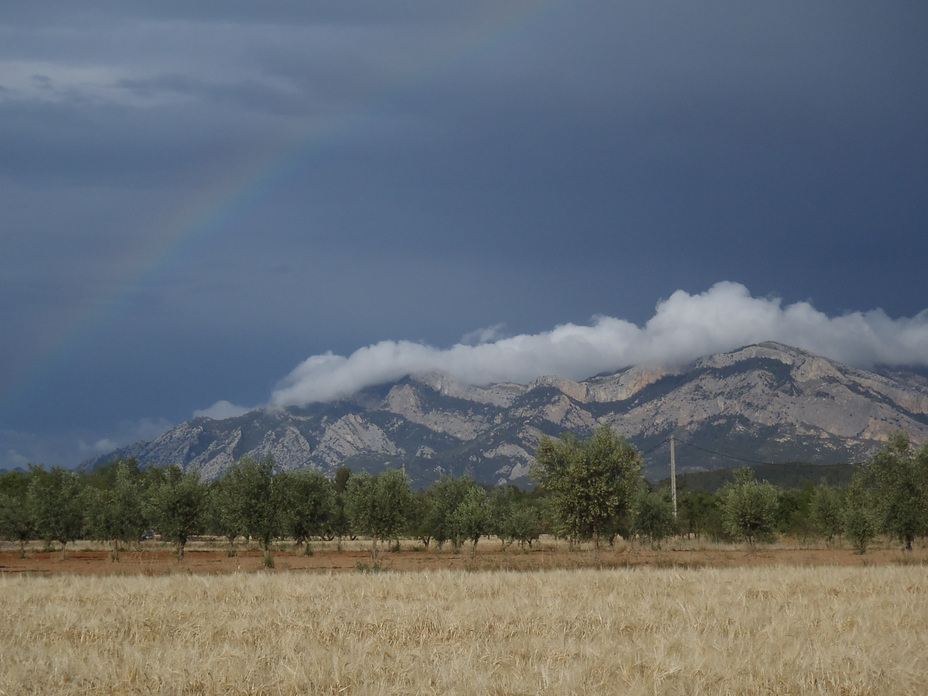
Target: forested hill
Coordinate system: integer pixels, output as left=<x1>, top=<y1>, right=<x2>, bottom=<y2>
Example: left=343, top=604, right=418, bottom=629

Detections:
left=82, top=342, right=928, bottom=487
left=662, top=462, right=859, bottom=494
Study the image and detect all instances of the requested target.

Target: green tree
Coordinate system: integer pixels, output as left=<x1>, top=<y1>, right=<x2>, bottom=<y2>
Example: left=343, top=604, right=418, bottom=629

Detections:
left=206, top=478, right=243, bottom=557
left=280, top=470, right=334, bottom=555
left=532, top=425, right=641, bottom=556
left=775, top=485, right=814, bottom=540
left=345, top=469, right=412, bottom=559
left=506, top=498, right=543, bottom=548
left=425, top=476, right=475, bottom=551
left=676, top=488, right=724, bottom=540
left=83, top=461, right=148, bottom=561
left=451, top=484, right=490, bottom=556
left=146, top=466, right=209, bottom=561
left=719, top=467, right=778, bottom=547
left=83, top=458, right=142, bottom=491
left=407, top=487, right=435, bottom=548
left=27, top=465, right=85, bottom=558
left=333, top=467, right=352, bottom=493
left=222, top=456, right=287, bottom=567
left=861, top=432, right=928, bottom=551
left=488, top=486, right=542, bottom=549
left=843, top=473, right=878, bottom=554
left=808, top=480, right=843, bottom=545
left=0, top=471, right=33, bottom=557
left=632, top=486, right=676, bottom=549
left=322, top=467, right=353, bottom=549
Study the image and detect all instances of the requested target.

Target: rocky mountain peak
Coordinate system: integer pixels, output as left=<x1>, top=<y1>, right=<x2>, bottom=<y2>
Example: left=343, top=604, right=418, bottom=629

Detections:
left=82, top=343, right=928, bottom=486
left=527, top=375, right=590, bottom=403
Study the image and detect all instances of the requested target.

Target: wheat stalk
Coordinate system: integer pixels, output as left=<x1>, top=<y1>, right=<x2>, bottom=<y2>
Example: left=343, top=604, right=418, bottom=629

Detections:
left=1, top=566, right=925, bottom=694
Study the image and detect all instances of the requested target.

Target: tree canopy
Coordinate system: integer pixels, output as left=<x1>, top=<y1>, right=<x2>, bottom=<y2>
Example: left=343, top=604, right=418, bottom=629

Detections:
left=719, top=467, right=779, bottom=547
left=533, top=425, right=641, bottom=554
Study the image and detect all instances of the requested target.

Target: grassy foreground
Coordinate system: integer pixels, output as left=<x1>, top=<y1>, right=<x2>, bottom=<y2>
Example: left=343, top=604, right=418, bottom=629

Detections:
left=2, top=565, right=926, bottom=695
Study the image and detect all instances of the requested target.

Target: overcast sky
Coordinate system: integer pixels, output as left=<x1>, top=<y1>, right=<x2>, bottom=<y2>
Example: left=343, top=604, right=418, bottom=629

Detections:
left=3, top=1, right=928, bottom=469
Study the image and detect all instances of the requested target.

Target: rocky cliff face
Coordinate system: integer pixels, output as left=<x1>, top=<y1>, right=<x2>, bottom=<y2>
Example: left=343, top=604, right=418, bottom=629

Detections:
left=83, top=342, right=928, bottom=485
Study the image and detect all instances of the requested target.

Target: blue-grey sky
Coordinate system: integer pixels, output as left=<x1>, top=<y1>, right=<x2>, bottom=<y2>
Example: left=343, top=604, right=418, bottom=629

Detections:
left=3, top=1, right=928, bottom=469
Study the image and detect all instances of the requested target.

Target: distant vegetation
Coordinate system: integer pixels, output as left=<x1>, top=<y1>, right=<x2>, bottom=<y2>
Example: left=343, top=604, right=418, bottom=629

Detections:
left=666, top=461, right=859, bottom=492
left=2, top=430, right=926, bottom=560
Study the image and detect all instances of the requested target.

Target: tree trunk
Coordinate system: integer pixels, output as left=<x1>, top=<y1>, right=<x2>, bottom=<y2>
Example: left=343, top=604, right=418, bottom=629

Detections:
left=263, top=540, right=274, bottom=568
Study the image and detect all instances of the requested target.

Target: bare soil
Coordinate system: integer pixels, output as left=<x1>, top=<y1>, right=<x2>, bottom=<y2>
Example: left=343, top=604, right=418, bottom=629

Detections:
left=1, top=538, right=924, bottom=576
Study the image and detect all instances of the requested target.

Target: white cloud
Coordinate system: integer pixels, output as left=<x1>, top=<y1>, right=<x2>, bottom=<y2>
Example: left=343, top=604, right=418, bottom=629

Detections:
left=270, top=281, right=928, bottom=408
left=3, top=449, right=30, bottom=470
left=460, top=323, right=507, bottom=346
left=193, top=400, right=252, bottom=420
left=77, top=418, right=175, bottom=457
left=77, top=437, right=118, bottom=457
left=111, top=418, right=174, bottom=445
left=0, top=416, right=175, bottom=469
left=0, top=61, right=139, bottom=105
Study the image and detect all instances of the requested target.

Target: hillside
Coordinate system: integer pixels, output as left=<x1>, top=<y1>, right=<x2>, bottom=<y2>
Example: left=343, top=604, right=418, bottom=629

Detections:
left=82, top=342, right=928, bottom=486
left=658, top=461, right=859, bottom=493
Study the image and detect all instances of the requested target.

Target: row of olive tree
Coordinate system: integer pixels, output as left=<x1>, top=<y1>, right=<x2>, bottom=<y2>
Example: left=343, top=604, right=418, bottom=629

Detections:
left=3, top=429, right=925, bottom=560
left=711, top=432, right=928, bottom=553
left=0, top=456, right=545, bottom=564
left=532, top=426, right=928, bottom=554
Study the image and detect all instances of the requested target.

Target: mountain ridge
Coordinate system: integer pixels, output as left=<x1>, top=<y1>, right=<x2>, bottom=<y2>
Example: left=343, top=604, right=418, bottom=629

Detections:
left=81, top=342, right=928, bottom=485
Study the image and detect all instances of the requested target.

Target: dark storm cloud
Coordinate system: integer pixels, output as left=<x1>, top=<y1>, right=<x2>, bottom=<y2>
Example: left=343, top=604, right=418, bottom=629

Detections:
left=2, top=1, right=927, bottom=469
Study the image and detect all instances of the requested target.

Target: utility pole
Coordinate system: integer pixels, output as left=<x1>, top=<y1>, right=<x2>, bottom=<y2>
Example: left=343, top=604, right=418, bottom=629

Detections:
left=670, top=435, right=677, bottom=518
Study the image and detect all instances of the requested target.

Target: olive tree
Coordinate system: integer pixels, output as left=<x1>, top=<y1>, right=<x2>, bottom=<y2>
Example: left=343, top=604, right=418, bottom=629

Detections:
left=206, top=478, right=244, bottom=557
left=345, top=469, right=413, bottom=559
left=843, top=473, right=878, bottom=554
left=424, top=476, right=471, bottom=550
left=632, top=486, right=676, bottom=549
left=222, top=456, right=287, bottom=567
left=676, top=488, right=724, bottom=540
left=0, top=471, right=33, bottom=557
left=489, top=486, right=543, bottom=549
left=407, top=487, right=436, bottom=548
left=280, top=470, right=335, bottom=555
left=146, top=465, right=209, bottom=561
left=451, top=484, right=490, bottom=556
left=83, top=461, right=148, bottom=561
left=861, top=431, right=928, bottom=551
left=719, top=467, right=778, bottom=547
left=533, top=425, right=641, bottom=556
left=27, top=465, right=85, bottom=558
left=808, top=480, right=843, bottom=545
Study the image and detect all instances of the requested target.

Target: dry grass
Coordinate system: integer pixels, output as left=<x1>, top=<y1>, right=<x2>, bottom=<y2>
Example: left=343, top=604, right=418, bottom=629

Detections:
left=2, top=565, right=926, bottom=695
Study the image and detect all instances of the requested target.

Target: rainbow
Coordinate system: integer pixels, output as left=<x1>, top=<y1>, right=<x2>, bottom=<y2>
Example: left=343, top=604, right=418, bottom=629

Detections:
left=1, top=1, right=566, bottom=422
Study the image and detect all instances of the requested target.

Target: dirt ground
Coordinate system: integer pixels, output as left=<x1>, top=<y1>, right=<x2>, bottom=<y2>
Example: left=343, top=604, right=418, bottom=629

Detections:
left=1, top=537, right=924, bottom=576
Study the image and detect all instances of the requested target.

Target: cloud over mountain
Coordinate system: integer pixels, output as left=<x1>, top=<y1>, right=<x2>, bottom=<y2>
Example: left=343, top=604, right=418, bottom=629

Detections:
left=270, top=282, right=928, bottom=407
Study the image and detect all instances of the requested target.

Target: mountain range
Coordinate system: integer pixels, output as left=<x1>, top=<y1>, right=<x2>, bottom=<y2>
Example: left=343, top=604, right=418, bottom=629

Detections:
left=81, top=342, right=928, bottom=486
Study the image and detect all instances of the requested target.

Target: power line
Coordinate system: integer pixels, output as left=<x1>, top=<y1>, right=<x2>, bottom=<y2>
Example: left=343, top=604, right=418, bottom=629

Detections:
left=675, top=438, right=776, bottom=466
left=639, top=438, right=669, bottom=457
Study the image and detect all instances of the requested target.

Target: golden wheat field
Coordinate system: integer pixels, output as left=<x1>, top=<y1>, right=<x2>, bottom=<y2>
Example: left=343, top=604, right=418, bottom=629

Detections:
left=1, top=565, right=927, bottom=695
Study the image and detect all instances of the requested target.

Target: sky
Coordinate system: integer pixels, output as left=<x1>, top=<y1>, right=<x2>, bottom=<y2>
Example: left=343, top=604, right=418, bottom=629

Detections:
left=2, top=1, right=928, bottom=470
